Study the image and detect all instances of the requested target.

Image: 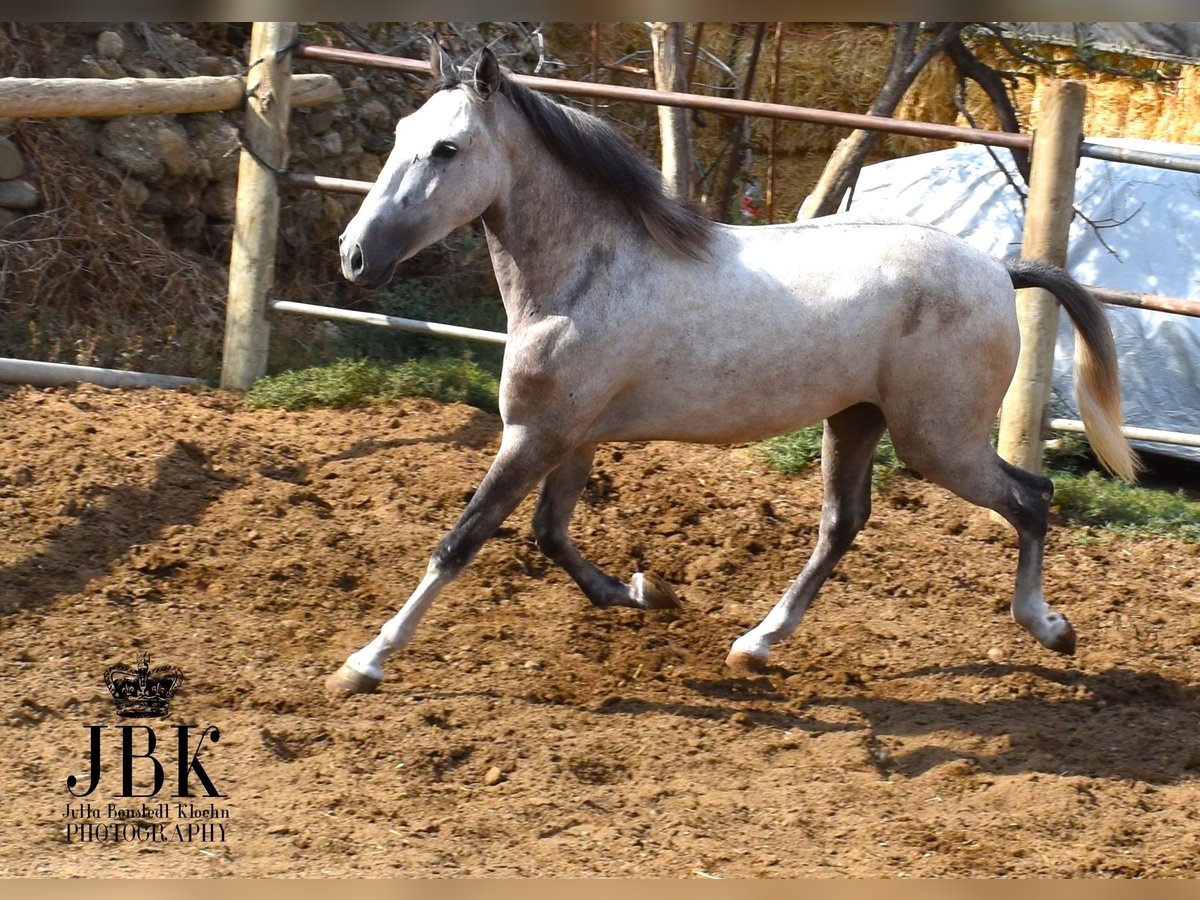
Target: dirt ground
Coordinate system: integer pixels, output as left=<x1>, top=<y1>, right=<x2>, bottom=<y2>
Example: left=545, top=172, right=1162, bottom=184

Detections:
left=1, top=383, right=1198, bottom=878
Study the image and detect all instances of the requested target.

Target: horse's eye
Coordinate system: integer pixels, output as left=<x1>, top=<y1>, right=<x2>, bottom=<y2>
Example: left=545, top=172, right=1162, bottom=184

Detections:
left=431, top=141, right=459, bottom=160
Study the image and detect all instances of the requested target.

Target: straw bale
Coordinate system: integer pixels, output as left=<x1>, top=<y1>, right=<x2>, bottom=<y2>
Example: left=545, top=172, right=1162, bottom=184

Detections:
left=1156, top=66, right=1200, bottom=142
left=970, top=37, right=1196, bottom=141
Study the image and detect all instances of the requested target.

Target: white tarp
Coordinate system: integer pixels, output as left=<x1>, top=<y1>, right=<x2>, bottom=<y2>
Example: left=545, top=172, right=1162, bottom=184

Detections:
left=833, top=137, right=1200, bottom=462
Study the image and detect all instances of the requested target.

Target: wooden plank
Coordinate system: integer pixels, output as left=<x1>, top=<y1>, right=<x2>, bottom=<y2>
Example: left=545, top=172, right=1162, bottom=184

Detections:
left=997, top=80, right=1086, bottom=475
left=1049, top=418, right=1200, bottom=449
left=291, top=73, right=343, bottom=109
left=0, top=73, right=338, bottom=118
left=220, top=22, right=297, bottom=391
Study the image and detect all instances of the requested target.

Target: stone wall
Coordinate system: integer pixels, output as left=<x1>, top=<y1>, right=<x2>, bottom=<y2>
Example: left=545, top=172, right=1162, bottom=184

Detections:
left=0, top=24, right=408, bottom=271
left=0, top=130, right=40, bottom=227
left=0, top=22, right=426, bottom=374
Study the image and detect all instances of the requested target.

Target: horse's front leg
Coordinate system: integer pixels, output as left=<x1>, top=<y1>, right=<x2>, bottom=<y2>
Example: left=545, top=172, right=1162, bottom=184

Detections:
left=533, top=444, right=681, bottom=610
left=325, top=425, right=568, bottom=695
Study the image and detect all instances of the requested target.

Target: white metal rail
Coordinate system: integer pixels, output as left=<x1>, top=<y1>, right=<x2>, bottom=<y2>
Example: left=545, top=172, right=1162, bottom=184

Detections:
left=270, top=299, right=507, bottom=345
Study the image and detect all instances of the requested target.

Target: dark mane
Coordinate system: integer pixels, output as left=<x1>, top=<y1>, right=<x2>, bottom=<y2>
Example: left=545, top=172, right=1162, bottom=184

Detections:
left=436, top=52, right=713, bottom=259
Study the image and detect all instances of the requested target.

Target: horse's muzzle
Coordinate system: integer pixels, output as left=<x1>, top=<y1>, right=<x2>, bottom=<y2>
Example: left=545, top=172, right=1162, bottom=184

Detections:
left=338, top=235, right=394, bottom=289
left=342, top=241, right=368, bottom=281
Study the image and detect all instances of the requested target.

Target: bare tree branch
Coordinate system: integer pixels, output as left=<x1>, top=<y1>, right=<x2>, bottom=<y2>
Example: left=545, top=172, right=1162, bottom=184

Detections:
left=945, top=34, right=1031, bottom=182
left=713, top=23, right=766, bottom=222
left=798, top=22, right=967, bottom=219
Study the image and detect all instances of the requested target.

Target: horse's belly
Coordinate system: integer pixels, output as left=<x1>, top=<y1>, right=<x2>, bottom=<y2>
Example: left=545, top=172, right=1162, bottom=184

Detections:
left=588, top=363, right=871, bottom=444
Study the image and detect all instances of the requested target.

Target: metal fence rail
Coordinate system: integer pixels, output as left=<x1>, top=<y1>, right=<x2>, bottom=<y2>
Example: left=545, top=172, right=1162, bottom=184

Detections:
left=0, top=358, right=202, bottom=389
left=270, top=299, right=507, bottom=345
left=1080, top=140, right=1200, bottom=175
left=296, top=45, right=1200, bottom=174
left=296, top=44, right=1033, bottom=150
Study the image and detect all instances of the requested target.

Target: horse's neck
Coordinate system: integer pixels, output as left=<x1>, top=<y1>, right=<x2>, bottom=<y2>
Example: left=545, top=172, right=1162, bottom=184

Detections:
left=482, top=152, right=633, bottom=321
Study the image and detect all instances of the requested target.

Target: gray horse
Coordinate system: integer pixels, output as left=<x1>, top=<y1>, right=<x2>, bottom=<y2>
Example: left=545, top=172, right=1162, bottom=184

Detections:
left=327, top=45, right=1137, bottom=695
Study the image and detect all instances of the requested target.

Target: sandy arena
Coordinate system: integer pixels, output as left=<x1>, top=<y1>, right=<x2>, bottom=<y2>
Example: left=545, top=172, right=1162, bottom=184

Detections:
left=1, top=384, right=1197, bottom=877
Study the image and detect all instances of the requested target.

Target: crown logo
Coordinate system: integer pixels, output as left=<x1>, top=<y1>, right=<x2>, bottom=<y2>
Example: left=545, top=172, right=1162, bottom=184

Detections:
left=104, top=651, right=183, bottom=718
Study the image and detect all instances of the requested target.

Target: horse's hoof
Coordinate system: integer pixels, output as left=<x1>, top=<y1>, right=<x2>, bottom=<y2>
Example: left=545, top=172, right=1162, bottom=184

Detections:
left=1044, top=621, right=1077, bottom=656
left=324, top=663, right=382, bottom=696
left=633, top=571, right=682, bottom=610
left=725, top=649, right=769, bottom=675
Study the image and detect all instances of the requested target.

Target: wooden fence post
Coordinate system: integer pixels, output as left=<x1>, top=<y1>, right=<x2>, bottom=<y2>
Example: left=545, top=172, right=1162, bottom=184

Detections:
left=997, top=80, right=1086, bottom=474
left=220, top=22, right=297, bottom=391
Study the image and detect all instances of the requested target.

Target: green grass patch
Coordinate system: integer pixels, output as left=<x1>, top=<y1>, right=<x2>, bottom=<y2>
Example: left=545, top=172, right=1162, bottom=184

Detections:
left=1039, top=433, right=1199, bottom=541
left=1046, top=468, right=1200, bottom=542
left=754, top=426, right=825, bottom=476
left=247, top=357, right=500, bottom=414
left=755, top=424, right=908, bottom=487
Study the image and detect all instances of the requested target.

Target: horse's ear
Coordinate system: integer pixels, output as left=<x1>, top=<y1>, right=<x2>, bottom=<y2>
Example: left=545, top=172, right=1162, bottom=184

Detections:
left=471, top=47, right=502, bottom=100
left=427, top=37, right=454, bottom=82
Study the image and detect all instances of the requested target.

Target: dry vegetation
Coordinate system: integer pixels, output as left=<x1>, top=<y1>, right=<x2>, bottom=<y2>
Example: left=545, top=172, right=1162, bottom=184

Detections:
left=0, top=25, right=229, bottom=377
left=972, top=40, right=1200, bottom=143
left=2, top=119, right=228, bottom=377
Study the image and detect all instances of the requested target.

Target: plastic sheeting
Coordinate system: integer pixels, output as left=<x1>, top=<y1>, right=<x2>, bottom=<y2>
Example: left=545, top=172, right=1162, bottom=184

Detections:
left=997, top=23, right=1200, bottom=65
left=833, top=137, right=1200, bottom=462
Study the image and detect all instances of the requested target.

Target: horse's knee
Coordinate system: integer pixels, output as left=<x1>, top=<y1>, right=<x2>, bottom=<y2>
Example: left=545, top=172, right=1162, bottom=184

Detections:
left=819, top=498, right=871, bottom=553
left=431, top=523, right=482, bottom=577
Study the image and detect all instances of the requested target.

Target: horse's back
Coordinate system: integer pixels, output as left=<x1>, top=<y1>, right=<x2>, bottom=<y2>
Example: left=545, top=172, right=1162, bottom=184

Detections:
left=731, top=214, right=1012, bottom=303
left=696, top=214, right=1018, bottom=352
left=580, top=216, right=1019, bottom=445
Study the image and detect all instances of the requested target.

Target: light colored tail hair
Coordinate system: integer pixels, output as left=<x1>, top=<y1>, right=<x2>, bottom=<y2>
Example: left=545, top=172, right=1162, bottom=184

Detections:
left=1005, top=259, right=1140, bottom=482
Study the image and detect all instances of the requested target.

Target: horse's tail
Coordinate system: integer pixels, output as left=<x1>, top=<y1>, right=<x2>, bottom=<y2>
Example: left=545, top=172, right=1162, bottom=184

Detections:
left=1005, top=258, right=1140, bottom=482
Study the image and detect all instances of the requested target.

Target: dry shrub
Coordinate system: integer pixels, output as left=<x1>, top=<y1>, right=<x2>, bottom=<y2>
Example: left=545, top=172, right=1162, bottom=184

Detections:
left=0, top=120, right=227, bottom=378
left=0, top=23, right=228, bottom=378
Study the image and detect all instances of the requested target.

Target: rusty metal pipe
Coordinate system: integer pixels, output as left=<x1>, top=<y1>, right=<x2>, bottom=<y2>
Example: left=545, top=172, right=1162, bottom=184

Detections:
left=295, top=44, right=1032, bottom=150
left=1086, top=286, right=1200, bottom=319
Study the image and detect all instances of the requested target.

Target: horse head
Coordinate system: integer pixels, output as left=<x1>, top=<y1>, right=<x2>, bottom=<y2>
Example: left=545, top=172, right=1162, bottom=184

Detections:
left=338, top=43, right=506, bottom=288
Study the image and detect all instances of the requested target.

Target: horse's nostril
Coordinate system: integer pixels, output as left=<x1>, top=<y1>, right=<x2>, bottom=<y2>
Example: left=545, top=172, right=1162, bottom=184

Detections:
left=349, top=244, right=365, bottom=276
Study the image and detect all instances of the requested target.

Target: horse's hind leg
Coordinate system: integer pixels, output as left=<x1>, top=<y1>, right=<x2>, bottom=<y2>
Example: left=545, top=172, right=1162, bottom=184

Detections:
left=999, top=459, right=1075, bottom=653
left=533, top=444, right=681, bottom=610
left=727, top=403, right=887, bottom=673
left=892, top=434, right=1073, bottom=655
